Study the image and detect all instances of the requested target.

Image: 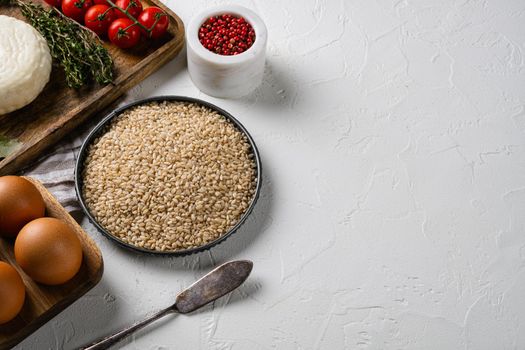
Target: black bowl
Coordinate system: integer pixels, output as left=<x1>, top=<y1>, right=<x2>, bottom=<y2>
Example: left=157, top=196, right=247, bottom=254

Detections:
left=75, top=96, right=262, bottom=256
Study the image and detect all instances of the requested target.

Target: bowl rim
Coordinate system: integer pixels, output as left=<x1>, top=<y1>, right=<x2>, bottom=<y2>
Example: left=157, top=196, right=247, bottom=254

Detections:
left=74, top=95, right=262, bottom=256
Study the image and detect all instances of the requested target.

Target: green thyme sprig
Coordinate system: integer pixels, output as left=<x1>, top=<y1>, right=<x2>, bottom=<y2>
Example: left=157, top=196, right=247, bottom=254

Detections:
left=1, top=0, right=113, bottom=88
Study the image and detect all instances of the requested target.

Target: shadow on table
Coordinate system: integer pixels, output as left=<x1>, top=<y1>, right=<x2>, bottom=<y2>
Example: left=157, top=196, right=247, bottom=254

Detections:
left=13, top=280, right=121, bottom=350
left=125, top=44, right=189, bottom=100
left=112, top=163, right=274, bottom=272
left=105, top=277, right=263, bottom=350
left=231, top=57, right=298, bottom=112
left=107, top=311, right=177, bottom=350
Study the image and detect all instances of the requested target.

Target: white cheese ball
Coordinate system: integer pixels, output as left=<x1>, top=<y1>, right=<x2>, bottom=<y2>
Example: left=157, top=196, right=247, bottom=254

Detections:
left=0, top=15, right=52, bottom=115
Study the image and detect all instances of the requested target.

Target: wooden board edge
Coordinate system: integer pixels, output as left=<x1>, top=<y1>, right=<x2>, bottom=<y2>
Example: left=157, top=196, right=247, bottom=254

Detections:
left=0, top=178, right=104, bottom=350
left=0, top=279, right=101, bottom=350
left=0, top=6, right=185, bottom=176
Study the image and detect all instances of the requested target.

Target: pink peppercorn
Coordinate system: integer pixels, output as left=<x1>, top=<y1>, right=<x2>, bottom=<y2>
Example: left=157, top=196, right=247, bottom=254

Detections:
left=199, top=14, right=256, bottom=56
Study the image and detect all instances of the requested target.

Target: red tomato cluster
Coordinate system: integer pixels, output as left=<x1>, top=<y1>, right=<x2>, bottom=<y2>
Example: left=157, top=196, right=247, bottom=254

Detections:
left=44, top=0, right=169, bottom=49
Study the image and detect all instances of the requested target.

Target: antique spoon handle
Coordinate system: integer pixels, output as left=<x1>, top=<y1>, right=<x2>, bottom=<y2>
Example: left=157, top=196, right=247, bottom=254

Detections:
left=80, top=307, right=175, bottom=350
left=80, top=260, right=253, bottom=350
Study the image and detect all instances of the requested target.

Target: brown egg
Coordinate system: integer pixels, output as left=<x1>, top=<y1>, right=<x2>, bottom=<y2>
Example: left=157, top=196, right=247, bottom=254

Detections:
left=0, top=261, right=26, bottom=324
left=0, top=176, right=45, bottom=238
left=15, top=218, right=83, bottom=285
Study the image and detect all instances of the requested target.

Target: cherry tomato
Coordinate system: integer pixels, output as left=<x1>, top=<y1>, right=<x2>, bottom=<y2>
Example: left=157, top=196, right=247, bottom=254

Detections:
left=44, top=0, right=61, bottom=7
left=114, top=0, right=142, bottom=19
left=137, top=7, right=169, bottom=39
left=84, top=5, right=116, bottom=37
left=108, top=18, right=141, bottom=48
left=93, top=0, right=109, bottom=4
left=61, top=0, right=93, bottom=23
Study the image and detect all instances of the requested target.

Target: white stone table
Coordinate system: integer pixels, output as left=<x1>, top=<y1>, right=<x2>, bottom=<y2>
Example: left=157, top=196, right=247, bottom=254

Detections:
left=16, top=0, right=525, bottom=349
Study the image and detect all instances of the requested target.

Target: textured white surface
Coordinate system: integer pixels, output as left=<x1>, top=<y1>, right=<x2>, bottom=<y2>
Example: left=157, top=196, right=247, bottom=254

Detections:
left=15, top=0, right=525, bottom=349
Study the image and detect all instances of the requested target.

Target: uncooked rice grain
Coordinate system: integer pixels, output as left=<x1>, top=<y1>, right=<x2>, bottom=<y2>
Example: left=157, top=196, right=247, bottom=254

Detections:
left=82, top=101, right=257, bottom=251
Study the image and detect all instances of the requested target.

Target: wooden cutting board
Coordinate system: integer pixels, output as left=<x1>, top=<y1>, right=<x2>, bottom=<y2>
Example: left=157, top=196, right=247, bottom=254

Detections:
left=0, top=177, right=103, bottom=350
left=0, top=0, right=185, bottom=176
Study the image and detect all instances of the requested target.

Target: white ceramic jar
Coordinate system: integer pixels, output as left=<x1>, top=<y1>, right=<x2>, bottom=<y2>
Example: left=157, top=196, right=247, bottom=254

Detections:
left=186, top=5, right=268, bottom=99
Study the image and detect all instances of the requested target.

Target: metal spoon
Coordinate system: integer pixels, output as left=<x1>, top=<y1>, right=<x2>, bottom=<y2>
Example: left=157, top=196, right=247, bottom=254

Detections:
left=81, top=260, right=253, bottom=350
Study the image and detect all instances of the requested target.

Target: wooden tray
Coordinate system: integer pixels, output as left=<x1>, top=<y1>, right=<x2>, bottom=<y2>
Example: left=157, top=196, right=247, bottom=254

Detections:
left=0, top=0, right=185, bottom=176
left=0, top=177, right=103, bottom=350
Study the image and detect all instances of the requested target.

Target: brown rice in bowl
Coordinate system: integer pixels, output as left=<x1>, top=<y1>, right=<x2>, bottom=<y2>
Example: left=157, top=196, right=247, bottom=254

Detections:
left=79, top=98, right=259, bottom=253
